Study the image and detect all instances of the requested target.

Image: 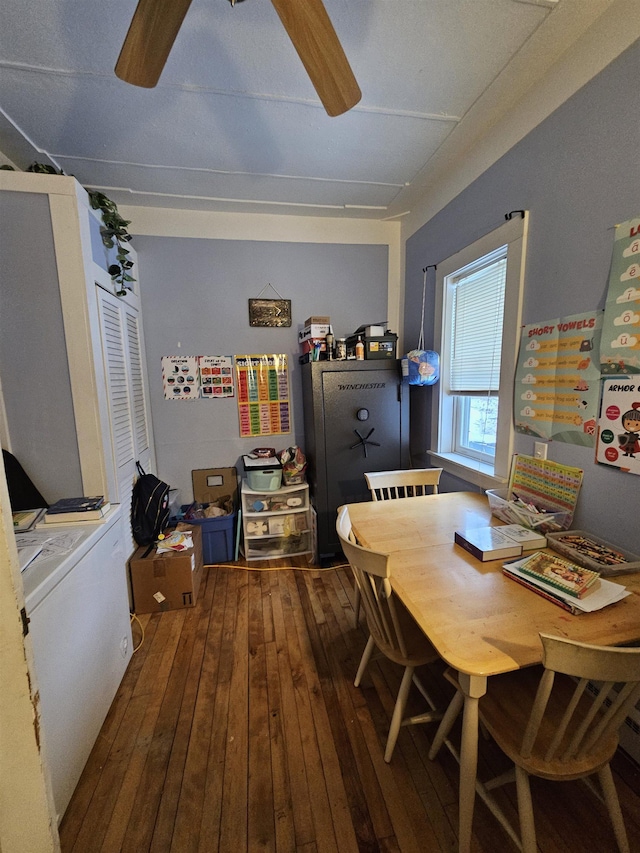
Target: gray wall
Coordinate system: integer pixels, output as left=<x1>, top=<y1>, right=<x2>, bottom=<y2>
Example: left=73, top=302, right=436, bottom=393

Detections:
left=135, top=236, right=388, bottom=504
left=405, top=41, right=640, bottom=553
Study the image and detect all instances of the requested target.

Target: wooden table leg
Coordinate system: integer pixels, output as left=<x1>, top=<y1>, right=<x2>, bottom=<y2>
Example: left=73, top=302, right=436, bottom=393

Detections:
left=457, top=673, right=487, bottom=853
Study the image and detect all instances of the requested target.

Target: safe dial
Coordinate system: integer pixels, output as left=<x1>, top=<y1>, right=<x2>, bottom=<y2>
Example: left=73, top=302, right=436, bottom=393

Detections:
left=356, top=408, right=369, bottom=421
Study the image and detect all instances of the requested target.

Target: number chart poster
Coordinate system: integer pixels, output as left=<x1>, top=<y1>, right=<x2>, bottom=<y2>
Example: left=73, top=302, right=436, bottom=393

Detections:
left=514, top=311, right=602, bottom=445
left=235, top=354, right=291, bottom=437
left=596, top=377, right=640, bottom=476
left=601, top=216, right=640, bottom=375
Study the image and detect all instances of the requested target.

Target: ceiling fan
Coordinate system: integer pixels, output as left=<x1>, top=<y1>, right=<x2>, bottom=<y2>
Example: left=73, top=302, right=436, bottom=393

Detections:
left=115, top=0, right=361, bottom=117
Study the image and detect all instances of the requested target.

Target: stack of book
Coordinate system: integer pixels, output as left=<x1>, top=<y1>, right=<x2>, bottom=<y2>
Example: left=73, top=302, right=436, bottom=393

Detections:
left=454, top=523, right=547, bottom=562
left=503, top=550, right=629, bottom=614
left=41, top=496, right=110, bottom=524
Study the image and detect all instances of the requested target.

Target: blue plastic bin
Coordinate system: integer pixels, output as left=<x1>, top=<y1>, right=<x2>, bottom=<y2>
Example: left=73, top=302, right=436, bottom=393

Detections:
left=185, top=508, right=236, bottom=564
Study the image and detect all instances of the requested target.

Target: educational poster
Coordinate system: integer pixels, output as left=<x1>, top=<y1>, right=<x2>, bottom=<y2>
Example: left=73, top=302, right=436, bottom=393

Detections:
left=514, top=311, right=602, bottom=445
left=596, top=375, right=640, bottom=474
left=162, top=355, right=199, bottom=400
left=596, top=377, right=640, bottom=476
left=235, top=354, right=291, bottom=437
left=198, top=355, right=235, bottom=399
left=600, top=216, right=640, bottom=375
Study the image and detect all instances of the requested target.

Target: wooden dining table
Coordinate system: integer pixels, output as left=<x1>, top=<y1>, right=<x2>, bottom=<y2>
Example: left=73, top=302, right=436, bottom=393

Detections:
left=345, top=492, right=640, bottom=853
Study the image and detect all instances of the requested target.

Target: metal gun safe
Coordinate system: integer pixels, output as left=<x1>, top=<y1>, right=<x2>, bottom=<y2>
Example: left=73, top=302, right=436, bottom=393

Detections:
left=301, top=360, right=409, bottom=556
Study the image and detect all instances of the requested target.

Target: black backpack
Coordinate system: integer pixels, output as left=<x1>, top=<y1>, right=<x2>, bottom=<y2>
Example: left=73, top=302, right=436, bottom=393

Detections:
left=131, top=461, right=170, bottom=548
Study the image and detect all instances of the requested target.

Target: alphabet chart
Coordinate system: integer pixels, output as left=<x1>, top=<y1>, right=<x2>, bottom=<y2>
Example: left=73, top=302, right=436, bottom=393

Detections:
left=514, top=311, right=602, bottom=445
left=600, top=216, right=640, bottom=375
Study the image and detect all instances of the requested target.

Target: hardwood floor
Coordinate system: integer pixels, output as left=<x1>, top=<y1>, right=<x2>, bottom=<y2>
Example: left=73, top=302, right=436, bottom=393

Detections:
left=59, top=557, right=640, bottom=852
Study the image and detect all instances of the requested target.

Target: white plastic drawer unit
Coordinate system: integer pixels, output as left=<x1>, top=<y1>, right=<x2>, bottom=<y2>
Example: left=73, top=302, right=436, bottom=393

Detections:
left=241, top=481, right=313, bottom=561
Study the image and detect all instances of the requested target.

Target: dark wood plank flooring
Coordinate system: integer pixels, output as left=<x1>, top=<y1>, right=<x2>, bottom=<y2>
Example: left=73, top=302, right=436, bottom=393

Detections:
left=59, top=558, right=640, bottom=852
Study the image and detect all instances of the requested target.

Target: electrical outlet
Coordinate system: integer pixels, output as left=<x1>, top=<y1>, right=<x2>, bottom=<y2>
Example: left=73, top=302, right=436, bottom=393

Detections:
left=534, top=441, right=547, bottom=460
left=120, top=636, right=129, bottom=657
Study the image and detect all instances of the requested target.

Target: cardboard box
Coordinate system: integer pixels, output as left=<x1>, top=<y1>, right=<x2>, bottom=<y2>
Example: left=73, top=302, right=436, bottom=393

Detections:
left=129, top=526, right=203, bottom=613
left=192, top=466, right=237, bottom=507
left=298, top=324, right=332, bottom=342
left=304, top=316, right=330, bottom=326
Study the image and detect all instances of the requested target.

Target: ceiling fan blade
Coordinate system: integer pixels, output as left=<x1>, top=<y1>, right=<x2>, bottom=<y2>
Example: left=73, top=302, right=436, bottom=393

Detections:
left=115, top=0, right=194, bottom=88
left=270, top=0, right=361, bottom=117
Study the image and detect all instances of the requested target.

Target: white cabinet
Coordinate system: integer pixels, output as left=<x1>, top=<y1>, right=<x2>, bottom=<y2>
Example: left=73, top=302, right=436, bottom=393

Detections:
left=24, top=507, right=132, bottom=821
left=0, top=171, right=155, bottom=558
left=241, top=481, right=314, bottom=560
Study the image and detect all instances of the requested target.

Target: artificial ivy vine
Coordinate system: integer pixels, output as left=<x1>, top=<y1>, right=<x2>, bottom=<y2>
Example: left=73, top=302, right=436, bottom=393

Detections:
left=2, top=162, right=135, bottom=297
left=87, top=191, right=135, bottom=296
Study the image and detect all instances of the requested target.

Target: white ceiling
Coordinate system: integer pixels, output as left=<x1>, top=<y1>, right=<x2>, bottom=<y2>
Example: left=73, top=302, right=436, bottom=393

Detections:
left=0, top=0, right=631, bottom=223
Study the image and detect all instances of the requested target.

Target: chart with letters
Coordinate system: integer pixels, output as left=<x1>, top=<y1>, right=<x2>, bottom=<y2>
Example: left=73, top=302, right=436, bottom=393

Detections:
left=600, top=216, right=640, bottom=375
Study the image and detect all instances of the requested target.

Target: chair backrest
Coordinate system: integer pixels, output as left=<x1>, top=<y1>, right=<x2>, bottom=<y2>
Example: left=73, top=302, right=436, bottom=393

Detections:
left=521, top=633, right=640, bottom=764
left=365, top=468, right=443, bottom=501
left=336, top=506, right=410, bottom=660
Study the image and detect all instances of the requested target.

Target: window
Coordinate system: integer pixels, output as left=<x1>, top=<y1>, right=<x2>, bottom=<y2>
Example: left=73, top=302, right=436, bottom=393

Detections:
left=430, top=215, right=528, bottom=488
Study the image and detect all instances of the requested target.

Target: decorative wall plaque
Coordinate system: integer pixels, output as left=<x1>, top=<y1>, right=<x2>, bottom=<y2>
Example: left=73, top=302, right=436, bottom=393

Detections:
left=248, top=298, right=292, bottom=327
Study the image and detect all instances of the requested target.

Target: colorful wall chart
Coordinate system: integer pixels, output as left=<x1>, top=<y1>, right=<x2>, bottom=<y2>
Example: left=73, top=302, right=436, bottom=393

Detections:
left=600, top=216, right=640, bottom=375
left=198, top=356, right=234, bottom=399
left=235, top=354, right=291, bottom=437
left=162, top=355, right=235, bottom=399
left=514, top=311, right=602, bottom=445
left=596, top=377, right=640, bottom=476
left=162, top=355, right=199, bottom=400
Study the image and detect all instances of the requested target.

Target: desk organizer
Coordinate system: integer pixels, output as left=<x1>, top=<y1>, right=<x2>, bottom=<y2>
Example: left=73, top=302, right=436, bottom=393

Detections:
left=546, top=531, right=640, bottom=576
left=486, top=454, right=583, bottom=534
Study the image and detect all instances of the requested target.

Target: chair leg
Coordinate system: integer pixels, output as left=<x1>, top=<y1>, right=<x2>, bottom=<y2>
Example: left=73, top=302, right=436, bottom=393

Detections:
left=515, top=765, right=537, bottom=853
left=354, top=635, right=376, bottom=687
left=598, top=764, right=630, bottom=853
left=385, top=665, right=415, bottom=762
left=428, top=690, right=463, bottom=760
left=353, top=585, right=361, bottom=626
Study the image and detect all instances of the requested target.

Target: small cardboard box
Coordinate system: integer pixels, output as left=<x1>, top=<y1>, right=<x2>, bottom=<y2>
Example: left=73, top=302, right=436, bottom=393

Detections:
left=129, top=526, right=203, bottom=613
left=298, top=324, right=332, bottom=342
left=192, top=467, right=238, bottom=507
left=304, top=315, right=330, bottom=326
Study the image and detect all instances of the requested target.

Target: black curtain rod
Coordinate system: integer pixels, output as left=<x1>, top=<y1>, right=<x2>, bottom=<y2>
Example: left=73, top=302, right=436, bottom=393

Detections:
left=423, top=210, right=525, bottom=271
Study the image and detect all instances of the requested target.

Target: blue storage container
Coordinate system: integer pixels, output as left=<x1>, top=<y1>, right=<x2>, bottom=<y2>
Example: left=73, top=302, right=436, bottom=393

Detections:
left=184, top=506, right=236, bottom=564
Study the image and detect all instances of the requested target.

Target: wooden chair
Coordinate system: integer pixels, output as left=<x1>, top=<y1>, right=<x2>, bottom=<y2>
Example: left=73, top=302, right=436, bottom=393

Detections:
left=364, top=467, right=443, bottom=501
left=432, top=633, right=640, bottom=853
left=356, top=468, right=442, bottom=623
left=336, top=506, right=444, bottom=762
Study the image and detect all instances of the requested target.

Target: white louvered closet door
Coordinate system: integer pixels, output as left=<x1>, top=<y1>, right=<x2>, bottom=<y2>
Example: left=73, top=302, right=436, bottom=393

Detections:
left=96, top=286, right=153, bottom=553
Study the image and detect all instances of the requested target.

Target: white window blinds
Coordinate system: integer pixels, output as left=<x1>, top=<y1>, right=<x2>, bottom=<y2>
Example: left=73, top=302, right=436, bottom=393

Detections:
left=449, top=249, right=507, bottom=393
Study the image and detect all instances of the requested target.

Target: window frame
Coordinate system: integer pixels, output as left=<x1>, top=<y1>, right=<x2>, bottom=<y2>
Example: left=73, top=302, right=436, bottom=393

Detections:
left=429, top=214, right=528, bottom=489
